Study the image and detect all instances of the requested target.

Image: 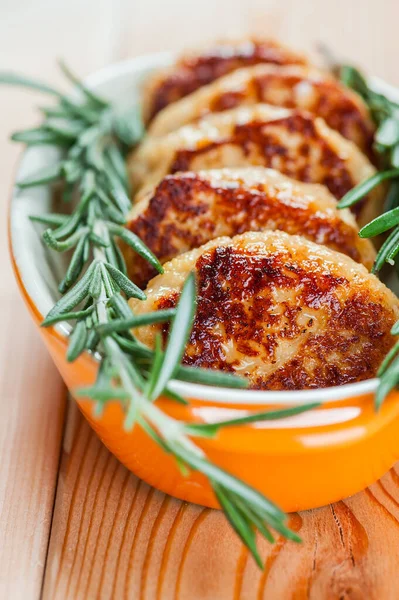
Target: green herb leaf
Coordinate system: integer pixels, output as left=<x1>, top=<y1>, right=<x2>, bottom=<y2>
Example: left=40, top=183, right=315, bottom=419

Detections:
left=233, top=495, right=275, bottom=543
left=58, top=59, right=108, bottom=108
left=114, top=108, right=144, bottom=146
left=337, top=170, right=399, bottom=209
left=40, top=305, right=94, bottom=327
left=16, top=163, right=62, bottom=188
left=0, top=71, right=62, bottom=96
left=96, top=308, right=176, bottom=336
left=105, top=145, right=130, bottom=192
left=103, top=166, right=131, bottom=214
left=148, top=273, right=196, bottom=401
left=30, top=213, right=69, bottom=227
left=108, top=223, right=163, bottom=273
left=391, top=145, right=399, bottom=169
left=162, top=388, right=188, bottom=405
left=384, top=179, right=399, bottom=211
left=75, top=385, right=130, bottom=402
left=11, top=127, right=70, bottom=146
left=176, top=449, right=286, bottom=525
left=59, top=233, right=88, bottom=291
left=372, top=226, right=399, bottom=273
left=46, top=118, right=86, bottom=140
left=42, top=261, right=96, bottom=325
left=214, top=482, right=263, bottom=568
left=376, top=118, right=399, bottom=147
left=108, top=293, right=133, bottom=320
left=67, top=320, right=88, bottom=361
left=360, top=206, right=399, bottom=237
left=340, top=65, right=369, bottom=96
left=112, top=239, right=128, bottom=275
left=88, top=264, right=103, bottom=298
left=175, top=365, right=248, bottom=388
left=185, top=402, right=320, bottom=438
left=104, top=262, right=146, bottom=300
left=378, top=339, right=399, bottom=376
left=391, top=320, right=399, bottom=336
left=112, top=335, right=248, bottom=388
left=43, top=227, right=88, bottom=252
left=146, top=334, right=164, bottom=396
left=375, top=354, right=399, bottom=410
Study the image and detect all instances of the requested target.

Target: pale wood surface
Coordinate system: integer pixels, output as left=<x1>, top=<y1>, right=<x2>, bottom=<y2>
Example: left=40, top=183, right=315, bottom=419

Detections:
left=42, top=405, right=399, bottom=600
left=2, top=1, right=399, bottom=598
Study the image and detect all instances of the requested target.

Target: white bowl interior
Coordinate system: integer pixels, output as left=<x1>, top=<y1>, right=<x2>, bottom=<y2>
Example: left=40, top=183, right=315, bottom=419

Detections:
left=10, top=53, right=399, bottom=406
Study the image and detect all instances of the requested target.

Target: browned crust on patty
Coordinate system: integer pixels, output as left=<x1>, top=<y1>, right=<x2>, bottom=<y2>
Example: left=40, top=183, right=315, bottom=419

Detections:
left=149, top=64, right=375, bottom=154
left=169, top=113, right=358, bottom=200
left=130, top=232, right=399, bottom=390
left=124, top=168, right=375, bottom=287
left=143, top=39, right=307, bottom=122
left=129, top=106, right=382, bottom=229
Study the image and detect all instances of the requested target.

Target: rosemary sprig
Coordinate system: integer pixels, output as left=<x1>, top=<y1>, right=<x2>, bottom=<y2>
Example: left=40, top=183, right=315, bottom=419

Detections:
left=337, top=66, right=399, bottom=268
left=2, top=64, right=320, bottom=565
left=338, top=65, right=399, bottom=405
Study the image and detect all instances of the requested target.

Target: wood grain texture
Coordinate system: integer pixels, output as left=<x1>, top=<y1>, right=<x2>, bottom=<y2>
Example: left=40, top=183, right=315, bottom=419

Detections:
left=0, top=1, right=120, bottom=596
left=0, top=297, right=66, bottom=599
left=2, top=0, right=399, bottom=598
left=42, top=405, right=399, bottom=600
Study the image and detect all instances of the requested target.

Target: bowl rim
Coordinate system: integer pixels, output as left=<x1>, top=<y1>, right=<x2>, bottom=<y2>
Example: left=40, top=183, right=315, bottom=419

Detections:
left=8, top=51, right=398, bottom=406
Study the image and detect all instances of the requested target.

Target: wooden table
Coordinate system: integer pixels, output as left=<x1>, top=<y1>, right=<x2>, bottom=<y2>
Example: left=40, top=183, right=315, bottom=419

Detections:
left=2, top=1, right=399, bottom=597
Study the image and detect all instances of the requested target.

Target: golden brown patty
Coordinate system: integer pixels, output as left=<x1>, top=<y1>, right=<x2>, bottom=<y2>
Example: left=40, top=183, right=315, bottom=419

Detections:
left=124, top=168, right=375, bottom=287
left=130, top=231, right=399, bottom=390
left=148, top=64, right=375, bottom=153
left=143, top=39, right=308, bottom=122
left=129, top=104, right=384, bottom=227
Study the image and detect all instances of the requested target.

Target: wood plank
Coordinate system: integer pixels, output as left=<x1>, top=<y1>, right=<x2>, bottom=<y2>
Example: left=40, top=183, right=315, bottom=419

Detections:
left=0, top=295, right=66, bottom=598
left=0, top=8, right=69, bottom=593
left=0, top=1, right=119, bottom=596
left=42, top=405, right=399, bottom=600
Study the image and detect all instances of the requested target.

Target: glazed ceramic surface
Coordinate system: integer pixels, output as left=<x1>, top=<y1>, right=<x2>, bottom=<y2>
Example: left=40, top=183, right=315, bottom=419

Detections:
left=9, top=54, right=399, bottom=511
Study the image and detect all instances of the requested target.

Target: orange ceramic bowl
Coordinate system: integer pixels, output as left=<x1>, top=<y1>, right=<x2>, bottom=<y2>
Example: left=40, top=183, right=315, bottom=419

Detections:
left=9, top=54, right=399, bottom=513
